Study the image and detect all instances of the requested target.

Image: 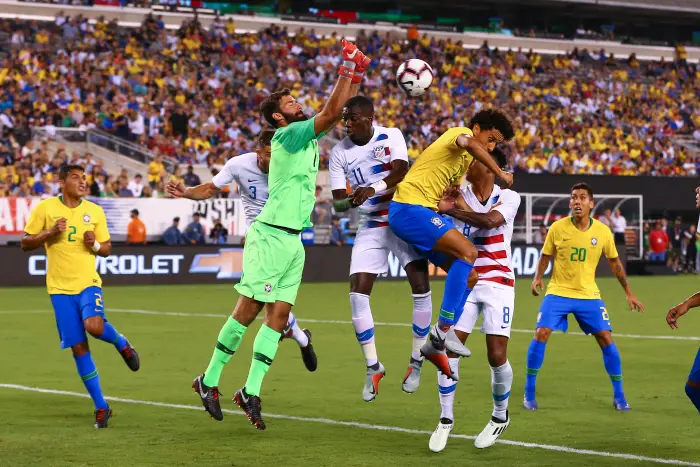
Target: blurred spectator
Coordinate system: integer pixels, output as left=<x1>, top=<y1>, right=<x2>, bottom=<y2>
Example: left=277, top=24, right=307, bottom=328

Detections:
left=127, top=209, right=147, bottom=244
left=684, top=224, right=697, bottom=273
left=330, top=216, right=344, bottom=246
left=534, top=224, right=548, bottom=244
left=184, top=213, right=206, bottom=245
left=313, top=185, right=331, bottom=225
left=610, top=209, right=627, bottom=244
left=183, top=165, right=201, bottom=187
left=118, top=179, right=134, bottom=197
left=648, top=220, right=669, bottom=262
left=148, top=155, right=165, bottom=188
left=209, top=219, right=228, bottom=244
left=128, top=174, right=145, bottom=198
left=90, top=173, right=106, bottom=197
left=668, top=218, right=684, bottom=272
left=162, top=217, right=183, bottom=245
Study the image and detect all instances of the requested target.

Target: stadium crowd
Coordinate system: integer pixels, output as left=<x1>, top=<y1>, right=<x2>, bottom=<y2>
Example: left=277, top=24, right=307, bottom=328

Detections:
left=0, top=13, right=698, bottom=199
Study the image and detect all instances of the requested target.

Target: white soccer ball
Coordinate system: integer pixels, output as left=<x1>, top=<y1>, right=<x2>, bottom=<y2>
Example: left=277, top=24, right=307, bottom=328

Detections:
left=396, top=59, right=434, bottom=97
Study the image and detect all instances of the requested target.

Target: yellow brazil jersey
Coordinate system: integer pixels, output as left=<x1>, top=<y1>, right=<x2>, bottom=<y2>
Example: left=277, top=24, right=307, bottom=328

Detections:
left=24, top=197, right=110, bottom=295
left=542, top=217, right=618, bottom=299
left=393, top=127, right=474, bottom=209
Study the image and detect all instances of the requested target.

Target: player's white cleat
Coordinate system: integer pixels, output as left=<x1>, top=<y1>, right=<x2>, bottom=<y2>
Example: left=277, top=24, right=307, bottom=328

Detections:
left=362, top=362, right=386, bottom=402
left=474, top=412, right=510, bottom=449
left=401, top=358, right=423, bottom=393
left=429, top=418, right=454, bottom=453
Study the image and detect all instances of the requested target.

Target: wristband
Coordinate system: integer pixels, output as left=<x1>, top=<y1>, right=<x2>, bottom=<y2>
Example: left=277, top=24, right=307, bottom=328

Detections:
left=370, top=180, right=387, bottom=193
left=342, top=60, right=357, bottom=70
left=92, top=241, right=101, bottom=253
left=338, top=65, right=354, bottom=79
left=352, top=71, right=364, bottom=84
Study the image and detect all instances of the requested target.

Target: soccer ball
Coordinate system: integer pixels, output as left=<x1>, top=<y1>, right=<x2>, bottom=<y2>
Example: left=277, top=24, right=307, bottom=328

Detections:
left=396, top=59, right=434, bottom=97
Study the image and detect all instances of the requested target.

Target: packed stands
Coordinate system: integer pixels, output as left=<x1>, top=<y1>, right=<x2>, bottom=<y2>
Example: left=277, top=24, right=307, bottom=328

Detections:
left=0, top=12, right=698, bottom=199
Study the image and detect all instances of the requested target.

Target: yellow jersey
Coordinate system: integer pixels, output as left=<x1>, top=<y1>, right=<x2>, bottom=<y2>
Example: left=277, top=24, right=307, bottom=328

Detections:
left=393, top=127, right=474, bottom=209
left=24, top=196, right=110, bottom=295
left=542, top=217, right=618, bottom=299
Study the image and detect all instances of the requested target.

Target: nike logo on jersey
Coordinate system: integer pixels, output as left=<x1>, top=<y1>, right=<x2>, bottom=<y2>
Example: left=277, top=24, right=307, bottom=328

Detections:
left=248, top=179, right=257, bottom=183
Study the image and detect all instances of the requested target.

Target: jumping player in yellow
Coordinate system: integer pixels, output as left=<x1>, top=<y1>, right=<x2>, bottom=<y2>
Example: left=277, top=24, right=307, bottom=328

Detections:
left=525, top=182, right=644, bottom=411
left=388, top=109, right=515, bottom=378
left=21, top=164, right=140, bottom=428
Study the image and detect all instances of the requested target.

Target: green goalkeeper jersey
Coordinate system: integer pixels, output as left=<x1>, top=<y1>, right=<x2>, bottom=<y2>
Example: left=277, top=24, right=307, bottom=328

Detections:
left=257, top=117, right=321, bottom=231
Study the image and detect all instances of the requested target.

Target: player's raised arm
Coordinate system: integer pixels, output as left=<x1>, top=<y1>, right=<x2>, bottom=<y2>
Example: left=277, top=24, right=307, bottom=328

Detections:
left=313, top=40, right=370, bottom=136
left=456, top=135, right=512, bottom=188
left=167, top=180, right=220, bottom=200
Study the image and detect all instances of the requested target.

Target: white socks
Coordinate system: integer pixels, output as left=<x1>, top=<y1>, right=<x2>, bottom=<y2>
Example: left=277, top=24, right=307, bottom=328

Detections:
left=350, top=292, right=377, bottom=367
left=411, top=291, right=433, bottom=361
left=286, top=312, right=309, bottom=347
left=438, top=357, right=460, bottom=421
left=491, top=360, right=513, bottom=421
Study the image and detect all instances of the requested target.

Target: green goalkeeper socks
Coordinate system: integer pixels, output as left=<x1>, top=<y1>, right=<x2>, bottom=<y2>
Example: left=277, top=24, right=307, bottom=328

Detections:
left=244, top=324, right=281, bottom=396
left=203, top=317, right=248, bottom=387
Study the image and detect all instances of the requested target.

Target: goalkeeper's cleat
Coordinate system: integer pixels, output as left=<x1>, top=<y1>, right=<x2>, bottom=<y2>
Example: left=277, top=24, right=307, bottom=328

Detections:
left=429, top=418, right=454, bottom=453
left=300, top=329, right=317, bottom=372
left=118, top=338, right=140, bottom=372
left=362, top=362, right=386, bottom=402
left=94, top=407, right=112, bottom=429
left=613, top=396, right=631, bottom=412
left=192, top=374, right=223, bottom=421
left=522, top=397, right=538, bottom=411
left=234, top=388, right=265, bottom=430
left=420, top=330, right=459, bottom=380
left=401, top=358, right=423, bottom=393
left=474, top=411, right=510, bottom=449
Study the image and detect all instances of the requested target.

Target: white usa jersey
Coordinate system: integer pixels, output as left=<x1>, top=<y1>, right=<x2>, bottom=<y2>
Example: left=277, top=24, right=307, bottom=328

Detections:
left=212, top=152, right=268, bottom=226
left=329, top=126, right=408, bottom=229
left=452, top=185, right=520, bottom=283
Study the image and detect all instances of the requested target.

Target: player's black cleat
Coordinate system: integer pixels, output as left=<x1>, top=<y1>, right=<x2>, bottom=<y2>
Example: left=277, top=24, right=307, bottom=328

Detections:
left=94, top=407, right=112, bottom=428
left=192, top=374, right=223, bottom=421
left=300, top=329, right=318, bottom=372
left=233, top=387, right=265, bottom=430
left=119, top=338, right=140, bottom=372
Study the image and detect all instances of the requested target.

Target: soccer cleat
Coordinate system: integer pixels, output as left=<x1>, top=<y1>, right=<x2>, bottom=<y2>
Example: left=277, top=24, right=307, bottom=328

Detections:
left=118, top=338, right=140, bottom=372
left=523, top=397, right=538, bottom=411
left=94, top=407, right=112, bottom=429
left=401, top=358, right=423, bottom=393
left=429, top=418, right=454, bottom=453
left=362, top=362, right=386, bottom=402
left=613, top=396, right=631, bottom=412
left=300, top=329, right=318, bottom=372
left=233, top=388, right=265, bottom=430
left=474, top=412, right=510, bottom=449
left=192, top=375, right=223, bottom=421
left=444, top=327, right=471, bottom=358
left=420, top=330, right=459, bottom=380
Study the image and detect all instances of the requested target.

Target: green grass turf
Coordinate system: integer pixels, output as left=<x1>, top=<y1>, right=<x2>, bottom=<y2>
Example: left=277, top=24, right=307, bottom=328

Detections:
left=0, top=276, right=699, bottom=467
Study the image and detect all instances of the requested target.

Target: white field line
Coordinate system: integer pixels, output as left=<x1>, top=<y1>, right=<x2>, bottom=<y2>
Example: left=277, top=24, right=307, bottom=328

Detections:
left=2, top=308, right=699, bottom=342
left=0, top=383, right=698, bottom=467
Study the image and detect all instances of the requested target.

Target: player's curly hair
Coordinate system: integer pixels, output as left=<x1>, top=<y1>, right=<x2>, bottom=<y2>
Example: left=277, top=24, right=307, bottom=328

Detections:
left=258, top=129, right=276, bottom=147
left=260, top=88, right=291, bottom=128
left=468, top=109, right=515, bottom=141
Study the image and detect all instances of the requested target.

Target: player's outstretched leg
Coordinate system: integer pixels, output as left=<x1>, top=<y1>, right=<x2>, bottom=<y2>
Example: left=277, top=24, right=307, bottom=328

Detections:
left=281, top=312, right=317, bottom=372
left=403, top=291, right=432, bottom=393
left=72, top=343, right=112, bottom=428
left=429, top=357, right=459, bottom=453
left=524, top=328, right=550, bottom=410
left=90, top=319, right=139, bottom=371
left=594, top=332, right=629, bottom=411
left=350, top=289, right=386, bottom=401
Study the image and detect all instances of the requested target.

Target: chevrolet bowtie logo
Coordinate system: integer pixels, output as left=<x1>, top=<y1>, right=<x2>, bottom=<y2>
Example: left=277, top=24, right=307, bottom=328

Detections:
left=189, top=248, right=244, bottom=279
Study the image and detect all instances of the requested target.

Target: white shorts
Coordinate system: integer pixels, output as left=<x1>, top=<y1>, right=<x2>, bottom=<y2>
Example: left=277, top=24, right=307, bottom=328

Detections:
left=456, top=281, right=515, bottom=338
left=349, top=226, right=423, bottom=275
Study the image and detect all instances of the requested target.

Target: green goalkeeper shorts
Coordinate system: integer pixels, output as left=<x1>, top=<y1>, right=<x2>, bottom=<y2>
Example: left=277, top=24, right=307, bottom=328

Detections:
left=235, top=221, right=305, bottom=305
